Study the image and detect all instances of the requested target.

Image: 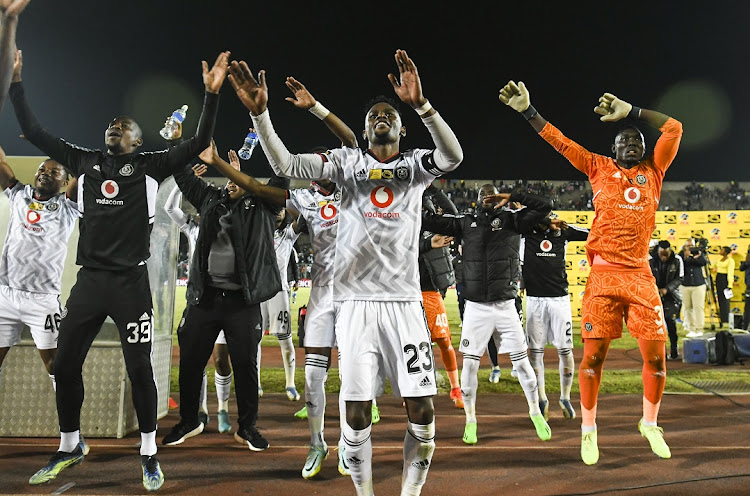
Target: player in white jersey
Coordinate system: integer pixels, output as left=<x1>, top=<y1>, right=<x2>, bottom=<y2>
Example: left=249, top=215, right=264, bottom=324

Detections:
left=258, top=208, right=301, bottom=400
left=227, top=49, right=463, bottom=496
left=0, top=147, right=79, bottom=395
left=164, top=163, right=233, bottom=434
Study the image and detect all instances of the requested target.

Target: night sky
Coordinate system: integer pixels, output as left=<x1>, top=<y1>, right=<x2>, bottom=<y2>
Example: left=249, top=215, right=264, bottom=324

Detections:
left=1, top=1, right=747, bottom=182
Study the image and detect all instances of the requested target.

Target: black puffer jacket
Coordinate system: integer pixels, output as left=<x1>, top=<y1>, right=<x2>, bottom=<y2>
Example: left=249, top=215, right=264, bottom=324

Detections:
left=422, top=193, right=552, bottom=302
left=174, top=165, right=289, bottom=306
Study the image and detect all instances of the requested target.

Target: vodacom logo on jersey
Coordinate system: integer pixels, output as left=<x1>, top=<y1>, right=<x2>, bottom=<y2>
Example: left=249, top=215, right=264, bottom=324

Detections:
left=26, top=210, right=41, bottom=224
left=366, top=186, right=400, bottom=219
left=320, top=203, right=337, bottom=220
left=624, top=187, right=641, bottom=204
left=97, top=180, right=124, bottom=205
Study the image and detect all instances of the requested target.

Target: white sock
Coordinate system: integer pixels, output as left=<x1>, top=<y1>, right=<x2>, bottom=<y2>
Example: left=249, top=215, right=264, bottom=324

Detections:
left=305, top=354, right=328, bottom=446
left=582, top=424, right=597, bottom=433
left=341, top=421, right=373, bottom=495
left=511, top=352, right=540, bottom=415
left=215, top=372, right=232, bottom=412
left=140, top=430, right=157, bottom=456
left=401, top=421, right=435, bottom=496
left=558, top=348, right=574, bottom=401
left=529, top=348, right=546, bottom=402
left=49, top=374, right=56, bottom=392
left=200, top=370, right=208, bottom=414
left=461, top=356, right=480, bottom=423
left=278, top=337, right=296, bottom=388
left=60, top=431, right=80, bottom=453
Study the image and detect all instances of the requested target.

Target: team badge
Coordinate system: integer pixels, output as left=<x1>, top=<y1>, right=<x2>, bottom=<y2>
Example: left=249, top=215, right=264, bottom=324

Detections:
left=382, top=169, right=394, bottom=179
left=635, top=174, right=647, bottom=185
left=624, top=187, right=641, bottom=204
left=101, top=180, right=120, bottom=199
left=244, top=198, right=254, bottom=209
left=461, top=339, right=469, bottom=347
left=395, top=166, right=409, bottom=180
left=119, top=164, right=134, bottom=176
left=491, top=218, right=501, bottom=229
left=29, top=202, right=44, bottom=211
left=584, top=322, right=593, bottom=332
left=45, top=202, right=59, bottom=211
left=334, top=191, right=341, bottom=201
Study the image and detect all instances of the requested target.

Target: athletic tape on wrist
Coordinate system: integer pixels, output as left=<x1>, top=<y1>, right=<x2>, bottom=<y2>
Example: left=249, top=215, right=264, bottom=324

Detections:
left=308, top=101, right=330, bottom=120
left=414, top=100, right=433, bottom=116
left=627, top=105, right=642, bottom=120
left=522, top=105, right=538, bottom=120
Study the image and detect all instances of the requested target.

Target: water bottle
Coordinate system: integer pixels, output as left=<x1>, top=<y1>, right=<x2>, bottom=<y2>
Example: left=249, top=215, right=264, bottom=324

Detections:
left=159, top=105, right=188, bottom=139
left=238, top=131, right=260, bottom=160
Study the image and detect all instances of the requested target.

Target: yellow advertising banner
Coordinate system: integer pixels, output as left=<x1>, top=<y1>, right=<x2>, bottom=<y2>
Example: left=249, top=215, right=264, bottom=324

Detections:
left=558, top=210, right=749, bottom=323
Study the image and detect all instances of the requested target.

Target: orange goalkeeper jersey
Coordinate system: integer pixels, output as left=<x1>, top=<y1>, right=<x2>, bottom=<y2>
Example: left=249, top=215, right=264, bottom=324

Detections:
left=540, top=118, right=683, bottom=268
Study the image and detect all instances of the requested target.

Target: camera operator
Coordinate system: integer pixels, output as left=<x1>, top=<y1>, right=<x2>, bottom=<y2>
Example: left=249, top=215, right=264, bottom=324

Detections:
left=650, top=241, right=684, bottom=360
left=739, top=246, right=750, bottom=330
left=680, top=238, right=708, bottom=337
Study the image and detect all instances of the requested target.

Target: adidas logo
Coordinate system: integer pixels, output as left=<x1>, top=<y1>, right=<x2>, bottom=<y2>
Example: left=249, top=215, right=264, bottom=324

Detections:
left=613, top=171, right=621, bottom=178
left=411, top=459, right=430, bottom=470
left=346, top=456, right=364, bottom=466
left=139, top=312, right=150, bottom=321
left=93, top=165, right=101, bottom=172
left=419, top=376, right=432, bottom=387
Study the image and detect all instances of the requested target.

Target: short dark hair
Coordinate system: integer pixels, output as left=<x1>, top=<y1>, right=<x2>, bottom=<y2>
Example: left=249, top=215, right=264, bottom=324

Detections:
left=615, top=123, right=644, bottom=140
left=363, top=95, right=402, bottom=118
left=657, top=240, right=671, bottom=250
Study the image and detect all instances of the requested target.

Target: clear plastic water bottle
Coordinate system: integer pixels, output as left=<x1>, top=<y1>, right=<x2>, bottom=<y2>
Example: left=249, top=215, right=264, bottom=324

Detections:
left=159, top=105, right=188, bottom=139
left=238, top=131, right=260, bottom=160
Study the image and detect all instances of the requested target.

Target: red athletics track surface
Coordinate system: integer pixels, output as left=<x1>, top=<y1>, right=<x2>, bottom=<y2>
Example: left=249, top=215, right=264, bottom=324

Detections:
left=2, top=348, right=750, bottom=496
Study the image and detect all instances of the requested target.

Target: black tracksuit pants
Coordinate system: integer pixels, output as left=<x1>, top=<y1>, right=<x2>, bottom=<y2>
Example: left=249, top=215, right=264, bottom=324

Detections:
left=55, top=266, right=158, bottom=433
left=177, top=287, right=262, bottom=430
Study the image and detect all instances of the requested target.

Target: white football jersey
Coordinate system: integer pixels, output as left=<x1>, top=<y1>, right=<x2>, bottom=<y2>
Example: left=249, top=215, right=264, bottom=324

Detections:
left=287, top=187, right=340, bottom=288
left=273, top=223, right=300, bottom=291
left=0, top=182, right=80, bottom=294
left=179, top=220, right=199, bottom=268
left=320, top=147, right=439, bottom=302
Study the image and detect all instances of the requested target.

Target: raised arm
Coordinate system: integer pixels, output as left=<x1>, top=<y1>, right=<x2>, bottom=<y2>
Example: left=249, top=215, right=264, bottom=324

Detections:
left=0, top=1, right=30, bottom=112
left=228, top=60, right=329, bottom=180
left=164, top=185, right=188, bottom=227
left=499, top=80, right=594, bottom=175
left=421, top=211, right=464, bottom=237
left=285, top=77, right=358, bottom=148
left=199, top=142, right=286, bottom=208
left=9, top=50, right=94, bottom=176
left=147, top=52, right=229, bottom=180
left=388, top=49, right=462, bottom=172
left=426, top=184, right=458, bottom=215
left=0, top=143, right=15, bottom=190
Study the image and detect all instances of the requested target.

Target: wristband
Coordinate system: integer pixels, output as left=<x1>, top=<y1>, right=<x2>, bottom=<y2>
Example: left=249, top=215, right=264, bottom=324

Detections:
left=308, top=101, right=330, bottom=120
left=522, top=105, right=538, bottom=120
left=414, top=100, right=433, bottom=117
left=627, top=105, right=642, bottom=120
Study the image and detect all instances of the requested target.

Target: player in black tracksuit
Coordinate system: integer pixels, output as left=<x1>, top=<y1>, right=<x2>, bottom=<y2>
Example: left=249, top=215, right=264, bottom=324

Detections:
left=11, top=51, right=229, bottom=490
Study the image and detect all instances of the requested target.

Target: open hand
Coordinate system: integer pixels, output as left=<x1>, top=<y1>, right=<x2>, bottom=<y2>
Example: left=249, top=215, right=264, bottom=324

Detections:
left=198, top=140, right=220, bottom=165
left=202, top=51, right=230, bottom=95
left=191, top=163, right=208, bottom=177
left=387, top=49, right=425, bottom=108
left=228, top=60, right=267, bottom=116
left=227, top=149, right=241, bottom=171
left=284, top=77, right=316, bottom=110
left=483, top=193, right=511, bottom=209
left=594, top=93, right=632, bottom=122
left=431, top=234, right=454, bottom=249
left=0, top=0, right=31, bottom=17
left=499, top=81, right=531, bottom=113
